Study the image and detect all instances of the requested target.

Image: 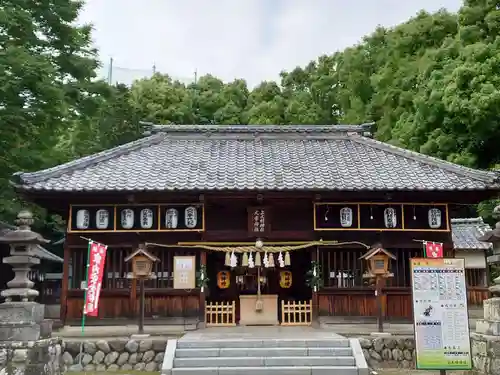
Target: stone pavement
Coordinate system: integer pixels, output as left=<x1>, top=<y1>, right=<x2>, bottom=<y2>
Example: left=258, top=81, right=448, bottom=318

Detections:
left=319, top=317, right=479, bottom=336
left=181, top=326, right=346, bottom=341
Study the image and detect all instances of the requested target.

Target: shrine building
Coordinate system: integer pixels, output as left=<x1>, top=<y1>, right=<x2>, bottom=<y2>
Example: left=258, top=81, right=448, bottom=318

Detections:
left=11, top=124, right=500, bottom=326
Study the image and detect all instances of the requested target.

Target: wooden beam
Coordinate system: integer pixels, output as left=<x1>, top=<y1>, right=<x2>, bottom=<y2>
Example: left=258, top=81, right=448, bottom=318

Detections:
left=60, top=243, right=70, bottom=324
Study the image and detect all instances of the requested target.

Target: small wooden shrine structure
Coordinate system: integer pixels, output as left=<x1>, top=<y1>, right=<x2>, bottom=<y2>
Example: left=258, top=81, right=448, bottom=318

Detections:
left=11, top=124, right=500, bottom=325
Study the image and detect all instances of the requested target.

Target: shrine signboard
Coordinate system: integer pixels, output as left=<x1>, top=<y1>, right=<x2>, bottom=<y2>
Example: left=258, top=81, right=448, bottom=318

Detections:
left=410, top=258, right=471, bottom=370
left=173, top=256, right=196, bottom=289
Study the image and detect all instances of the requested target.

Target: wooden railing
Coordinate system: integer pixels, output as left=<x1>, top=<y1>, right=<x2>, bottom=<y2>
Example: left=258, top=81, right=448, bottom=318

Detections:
left=205, top=301, right=236, bottom=327
left=281, top=300, right=312, bottom=326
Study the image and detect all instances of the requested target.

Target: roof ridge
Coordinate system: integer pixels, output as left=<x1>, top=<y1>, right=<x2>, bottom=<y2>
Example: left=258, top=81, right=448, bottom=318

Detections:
left=141, top=122, right=375, bottom=136
left=352, top=136, right=499, bottom=184
left=14, top=133, right=166, bottom=185
left=450, top=217, right=485, bottom=224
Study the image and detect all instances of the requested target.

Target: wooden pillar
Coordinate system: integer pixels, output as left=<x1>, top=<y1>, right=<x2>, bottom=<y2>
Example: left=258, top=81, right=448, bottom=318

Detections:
left=199, top=251, right=207, bottom=326
left=60, top=244, right=70, bottom=324
left=311, top=248, right=319, bottom=324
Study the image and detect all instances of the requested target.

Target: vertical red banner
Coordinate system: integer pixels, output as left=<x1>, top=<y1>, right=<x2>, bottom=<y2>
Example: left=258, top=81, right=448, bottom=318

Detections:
left=84, top=242, right=107, bottom=317
left=425, top=242, right=443, bottom=258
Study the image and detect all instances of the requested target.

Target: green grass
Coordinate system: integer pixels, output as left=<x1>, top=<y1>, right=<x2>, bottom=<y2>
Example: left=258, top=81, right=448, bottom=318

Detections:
left=71, top=372, right=159, bottom=375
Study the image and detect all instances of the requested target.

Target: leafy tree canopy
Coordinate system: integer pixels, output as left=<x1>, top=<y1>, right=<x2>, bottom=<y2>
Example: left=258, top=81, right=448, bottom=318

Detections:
left=1, top=0, right=500, bottom=235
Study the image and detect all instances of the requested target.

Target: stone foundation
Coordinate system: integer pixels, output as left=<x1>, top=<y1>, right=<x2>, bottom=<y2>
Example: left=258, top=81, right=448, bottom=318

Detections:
left=2, top=335, right=489, bottom=373
left=0, top=338, right=63, bottom=375
left=471, top=332, right=500, bottom=375
left=358, top=337, right=415, bottom=369
left=63, top=338, right=167, bottom=372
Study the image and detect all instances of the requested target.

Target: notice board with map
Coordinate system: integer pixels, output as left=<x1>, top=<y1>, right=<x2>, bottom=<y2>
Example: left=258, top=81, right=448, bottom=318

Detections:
left=410, top=258, right=472, bottom=370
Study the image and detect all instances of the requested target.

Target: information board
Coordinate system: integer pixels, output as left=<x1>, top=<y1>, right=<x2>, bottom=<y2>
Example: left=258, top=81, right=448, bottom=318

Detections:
left=173, top=256, right=195, bottom=289
left=410, top=258, right=472, bottom=370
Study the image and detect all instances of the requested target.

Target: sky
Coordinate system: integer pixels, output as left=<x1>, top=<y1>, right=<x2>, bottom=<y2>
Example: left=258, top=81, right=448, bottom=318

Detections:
left=79, top=0, right=463, bottom=87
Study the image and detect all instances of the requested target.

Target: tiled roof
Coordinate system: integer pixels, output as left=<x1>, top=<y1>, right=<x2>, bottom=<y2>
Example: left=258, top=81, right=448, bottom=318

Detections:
left=12, top=124, right=500, bottom=193
left=451, top=218, right=492, bottom=250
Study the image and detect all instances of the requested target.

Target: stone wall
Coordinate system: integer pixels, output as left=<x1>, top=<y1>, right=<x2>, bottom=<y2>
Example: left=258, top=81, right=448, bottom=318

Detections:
left=471, top=332, right=500, bottom=375
left=0, top=338, right=63, bottom=375
left=358, top=336, right=416, bottom=369
left=63, top=338, right=166, bottom=372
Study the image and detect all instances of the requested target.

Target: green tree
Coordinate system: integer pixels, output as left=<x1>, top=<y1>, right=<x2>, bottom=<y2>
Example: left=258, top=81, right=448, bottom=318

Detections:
left=0, top=0, right=101, bottom=225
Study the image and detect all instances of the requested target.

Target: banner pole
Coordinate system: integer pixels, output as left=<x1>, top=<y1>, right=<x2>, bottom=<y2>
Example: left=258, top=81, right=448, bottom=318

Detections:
left=79, top=240, right=92, bottom=365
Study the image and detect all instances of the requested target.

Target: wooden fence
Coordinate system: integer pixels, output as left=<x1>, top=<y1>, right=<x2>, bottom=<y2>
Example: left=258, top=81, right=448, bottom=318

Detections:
left=281, top=300, right=312, bottom=326
left=205, top=301, right=236, bottom=327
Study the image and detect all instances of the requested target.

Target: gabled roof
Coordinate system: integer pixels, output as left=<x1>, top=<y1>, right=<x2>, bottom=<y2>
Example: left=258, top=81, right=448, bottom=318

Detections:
left=359, top=245, right=397, bottom=260
left=451, top=217, right=493, bottom=250
left=12, top=124, right=500, bottom=193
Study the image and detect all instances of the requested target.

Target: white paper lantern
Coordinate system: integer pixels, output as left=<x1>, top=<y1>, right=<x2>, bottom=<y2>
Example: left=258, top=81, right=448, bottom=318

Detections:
left=75, top=209, right=90, bottom=229
left=165, top=208, right=179, bottom=229
left=120, top=209, right=134, bottom=229
left=95, top=209, right=109, bottom=229
left=184, top=206, right=198, bottom=229
left=384, top=207, right=397, bottom=228
left=428, top=208, right=442, bottom=229
left=140, top=208, right=154, bottom=229
left=340, top=207, right=353, bottom=227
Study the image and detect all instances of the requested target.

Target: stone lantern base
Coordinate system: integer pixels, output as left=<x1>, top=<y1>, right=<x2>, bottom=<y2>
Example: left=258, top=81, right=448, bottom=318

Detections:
left=0, top=301, right=49, bottom=342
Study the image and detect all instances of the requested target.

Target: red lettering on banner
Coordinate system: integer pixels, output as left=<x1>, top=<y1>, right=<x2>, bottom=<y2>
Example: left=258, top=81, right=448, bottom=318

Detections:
left=84, top=242, right=107, bottom=317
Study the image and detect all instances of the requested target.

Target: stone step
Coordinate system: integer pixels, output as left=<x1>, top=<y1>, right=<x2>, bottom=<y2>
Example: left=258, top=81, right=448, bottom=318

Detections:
left=172, top=365, right=359, bottom=375
left=176, top=339, right=350, bottom=349
left=175, top=347, right=353, bottom=358
left=174, top=356, right=356, bottom=368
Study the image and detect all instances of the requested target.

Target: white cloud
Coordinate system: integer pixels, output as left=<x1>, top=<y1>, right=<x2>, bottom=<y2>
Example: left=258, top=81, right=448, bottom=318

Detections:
left=79, top=0, right=462, bottom=87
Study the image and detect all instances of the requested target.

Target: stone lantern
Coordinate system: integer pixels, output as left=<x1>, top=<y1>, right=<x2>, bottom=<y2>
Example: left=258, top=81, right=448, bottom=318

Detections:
left=473, top=205, right=500, bottom=374
left=0, top=209, right=51, bottom=341
left=0, top=210, right=50, bottom=302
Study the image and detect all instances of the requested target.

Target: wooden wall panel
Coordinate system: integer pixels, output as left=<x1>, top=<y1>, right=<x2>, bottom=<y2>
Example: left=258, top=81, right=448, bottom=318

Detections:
left=318, top=289, right=377, bottom=317
left=467, top=288, right=489, bottom=306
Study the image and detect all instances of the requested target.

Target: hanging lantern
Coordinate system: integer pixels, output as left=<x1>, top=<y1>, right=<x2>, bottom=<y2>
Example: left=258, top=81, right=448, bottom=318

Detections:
left=428, top=208, right=442, bottom=229
left=217, top=271, right=230, bottom=289
left=95, top=209, right=110, bottom=230
left=268, top=253, right=275, bottom=268
left=339, top=207, right=353, bottom=228
left=248, top=252, right=255, bottom=268
left=279, top=271, right=292, bottom=288
left=225, top=252, right=231, bottom=266
left=255, top=252, right=261, bottom=267
left=76, top=209, right=90, bottom=229
left=284, top=252, right=291, bottom=266
left=384, top=207, right=397, bottom=228
left=242, top=252, right=249, bottom=267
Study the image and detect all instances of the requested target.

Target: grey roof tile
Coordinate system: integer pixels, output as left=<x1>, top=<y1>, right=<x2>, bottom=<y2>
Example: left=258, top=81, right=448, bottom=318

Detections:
left=12, top=124, right=500, bottom=192
left=451, top=217, right=492, bottom=250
